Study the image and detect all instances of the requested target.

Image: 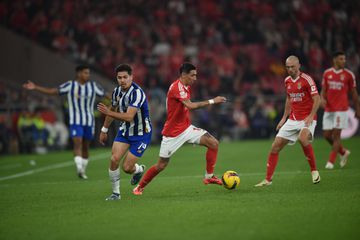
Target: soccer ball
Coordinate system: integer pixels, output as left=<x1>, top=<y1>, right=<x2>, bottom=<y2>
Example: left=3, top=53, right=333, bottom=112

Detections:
left=222, top=171, right=241, bottom=190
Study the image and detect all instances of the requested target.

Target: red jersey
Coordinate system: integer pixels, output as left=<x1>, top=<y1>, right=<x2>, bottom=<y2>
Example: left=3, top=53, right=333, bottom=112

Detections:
left=285, top=72, right=319, bottom=121
left=322, top=68, right=356, bottom=112
left=162, top=79, right=191, bottom=137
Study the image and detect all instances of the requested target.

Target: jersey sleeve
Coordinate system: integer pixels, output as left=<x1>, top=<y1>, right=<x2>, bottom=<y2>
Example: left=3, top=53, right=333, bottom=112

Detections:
left=111, top=87, right=120, bottom=107
left=58, top=81, right=72, bottom=95
left=348, top=70, right=356, bottom=89
left=93, top=82, right=105, bottom=97
left=304, top=75, right=318, bottom=96
left=171, top=84, right=190, bottom=101
left=129, top=89, right=145, bottom=108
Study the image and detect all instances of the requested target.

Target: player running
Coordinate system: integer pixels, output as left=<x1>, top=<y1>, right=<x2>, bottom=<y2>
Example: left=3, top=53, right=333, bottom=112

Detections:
left=133, top=62, right=227, bottom=195
left=321, top=51, right=360, bottom=169
left=23, top=65, right=105, bottom=179
left=97, top=64, right=152, bottom=200
left=255, top=56, right=321, bottom=187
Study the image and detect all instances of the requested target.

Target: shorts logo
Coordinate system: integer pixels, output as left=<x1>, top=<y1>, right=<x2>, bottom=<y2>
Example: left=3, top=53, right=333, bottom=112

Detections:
left=72, top=130, right=77, bottom=135
left=137, top=142, right=147, bottom=153
left=180, top=91, right=187, bottom=98
left=168, top=151, right=172, bottom=156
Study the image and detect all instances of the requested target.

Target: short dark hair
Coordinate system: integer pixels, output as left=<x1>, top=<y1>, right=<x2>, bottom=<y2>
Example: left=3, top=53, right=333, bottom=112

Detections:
left=179, top=62, right=196, bottom=74
left=75, top=65, right=89, bottom=72
left=115, top=64, right=132, bottom=75
left=332, top=51, right=345, bottom=58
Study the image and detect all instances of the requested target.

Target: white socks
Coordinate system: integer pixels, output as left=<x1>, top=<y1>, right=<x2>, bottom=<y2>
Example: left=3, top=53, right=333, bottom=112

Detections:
left=82, top=158, right=89, bottom=173
left=74, top=156, right=89, bottom=174
left=205, top=173, right=214, bottom=179
left=134, top=163, right=142, bottom=174
left=109, top=168, right=120, bottom=194
left=74, top=156, right=83, bottom=173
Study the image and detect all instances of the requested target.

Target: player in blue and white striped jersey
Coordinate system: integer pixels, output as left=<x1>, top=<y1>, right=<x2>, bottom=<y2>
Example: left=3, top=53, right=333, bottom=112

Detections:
left=97, top=64, right=152, bottom=200
left=23, top=65, right=105, bottom=179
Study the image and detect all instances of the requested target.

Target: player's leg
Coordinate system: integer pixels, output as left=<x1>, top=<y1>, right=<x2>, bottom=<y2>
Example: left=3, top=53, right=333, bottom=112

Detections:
left=72, top=136, right=84, bottom=178
left=334, top=112, right=351, bottom=167
left=133, top=157, right=169, bottom=195
left=70, top=125, right=86, bottom=178
left=106, top=141, right=130, bottom=200
left=80, top=126, right=94, bottom=178
left=255, top=136, right=289, bottom=187
left=298, top=127, right=320, bottom=184
left=80, top=138, right=90, bottom=179
left=134, top=131, right=188, bottom=195
left=122, top=136, right=151, bottom=185
left=199, top=132, right=222, bottom=185
left=323, top=129, right=337, bottom=169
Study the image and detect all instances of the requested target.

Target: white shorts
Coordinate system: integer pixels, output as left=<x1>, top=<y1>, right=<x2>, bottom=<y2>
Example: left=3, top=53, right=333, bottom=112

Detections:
left=159, top=125, right=207, bottom=158
left=322, top=111, right=348, bottom=130
left=277, top=119, right=317, bottom=145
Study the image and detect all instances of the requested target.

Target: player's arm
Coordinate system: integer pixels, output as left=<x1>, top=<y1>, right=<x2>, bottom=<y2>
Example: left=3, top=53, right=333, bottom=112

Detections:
left=320, top=84, right=327, bottom=108
left=276, top=95, right=291, bottom=130
left=98, top=105, right=117, bottom=146
left=182, top=96, right=227, bottom=110
left=304, top=94, right=321, bottom=127
left=97, top=103, right=137, bottom=122
left=350, top=88, right=360, bottom=118
left=23, top=80, right=58, bottom=95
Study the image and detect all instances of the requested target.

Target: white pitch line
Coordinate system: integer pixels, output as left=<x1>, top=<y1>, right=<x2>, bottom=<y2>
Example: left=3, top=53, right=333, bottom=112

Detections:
left=0, top=152, right=109, bottom=182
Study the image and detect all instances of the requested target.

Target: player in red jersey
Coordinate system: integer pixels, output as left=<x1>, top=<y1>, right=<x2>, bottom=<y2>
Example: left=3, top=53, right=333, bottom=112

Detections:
left=321, top=51, right=360, bottom=169
left=255, top=56, right=321, bottom=187
left=133, top=62, right=227, bottom=195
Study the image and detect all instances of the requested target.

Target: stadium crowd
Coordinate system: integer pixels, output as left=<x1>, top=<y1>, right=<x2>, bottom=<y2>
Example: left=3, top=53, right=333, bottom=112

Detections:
left=1, top=0, right=360, bottom=154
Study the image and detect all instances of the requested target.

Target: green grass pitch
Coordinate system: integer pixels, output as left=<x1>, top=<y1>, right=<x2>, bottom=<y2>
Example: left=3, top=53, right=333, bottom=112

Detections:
left=1, top=137, right=360, bottom=240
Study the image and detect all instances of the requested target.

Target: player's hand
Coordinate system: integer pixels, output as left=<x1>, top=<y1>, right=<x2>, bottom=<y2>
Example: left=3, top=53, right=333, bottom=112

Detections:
left=276, top=118, right=286, bottom=131
left=303, top=115, right=313, bottom=127
left=213, top=96, right=227, bottom=104
left=97, top=103, right=110, bottom=115
left=99, top=132, right=108, bottom=146
left=23, top=80, right=36, bottom=90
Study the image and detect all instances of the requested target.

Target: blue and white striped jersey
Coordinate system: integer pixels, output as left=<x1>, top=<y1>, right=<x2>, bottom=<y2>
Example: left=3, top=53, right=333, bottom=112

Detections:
left=58, top=80, right=104, bottom=126
left=111, top=82, right=152, bottom=137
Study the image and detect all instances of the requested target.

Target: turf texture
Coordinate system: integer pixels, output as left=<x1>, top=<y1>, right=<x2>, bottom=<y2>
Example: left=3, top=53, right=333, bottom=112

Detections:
left=0, top=137, right=359, bottom=240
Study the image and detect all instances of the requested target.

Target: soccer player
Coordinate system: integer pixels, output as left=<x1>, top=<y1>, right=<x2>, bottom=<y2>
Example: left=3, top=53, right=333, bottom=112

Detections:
left=255, top=56, right=321, bottom=187
left=23, top=65, right=105, bottom=179
left=97, top=64, right=152, bottom=200
left=321, top=51, right=360, bottom=169
left=132, top=62, right=227, bottom=195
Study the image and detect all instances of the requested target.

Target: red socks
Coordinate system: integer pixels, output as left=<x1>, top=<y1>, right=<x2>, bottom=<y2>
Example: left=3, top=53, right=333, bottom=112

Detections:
left=206, top=148, right=218, bottom=174
left=266, top=153, right=279, bottom=181
left=328, top=150, right=337, bottom=164
left=338, top=145, right=346, bottom=155
left=139, top=165, right=160, bottom=188
left=302, top=144, right=317, bottom=171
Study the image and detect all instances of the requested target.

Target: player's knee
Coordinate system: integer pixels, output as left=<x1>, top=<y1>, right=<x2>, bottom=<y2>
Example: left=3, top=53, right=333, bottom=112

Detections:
left=208, top=138, right=219, bottom=149
left=122, top=164, right=134, bottom=174
left=110, top=154, right=121, bottom=164
left=323, top=132, right=332, bottom=141
left=298, top=136, right=308, bottom=146
left=271, top=142, right=281, bottom=153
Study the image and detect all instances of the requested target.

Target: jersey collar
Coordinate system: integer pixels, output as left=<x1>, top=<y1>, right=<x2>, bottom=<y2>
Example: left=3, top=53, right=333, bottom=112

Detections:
left=332, top=67, right=344, bottom=74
